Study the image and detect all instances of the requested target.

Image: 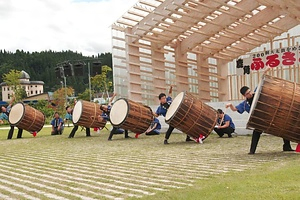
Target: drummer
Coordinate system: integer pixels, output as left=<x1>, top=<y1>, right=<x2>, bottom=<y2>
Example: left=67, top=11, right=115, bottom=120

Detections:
left=66, top=99, right=91, bottom=138
left=0, top=97, right=24, bottom=139
left=214, top=109, right=235, bottom=138
left=99, top=93, right=130, bottom=140
left=226, top=86, right=294, bottom=154
left=154, top=86, right=192, bottom=144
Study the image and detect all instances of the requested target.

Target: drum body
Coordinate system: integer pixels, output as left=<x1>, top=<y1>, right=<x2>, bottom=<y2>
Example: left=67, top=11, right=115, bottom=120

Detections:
left=247, top=75, right=300, bottom=143
left=72, top=100, right=106, bottom=128
left=109, top=98, right=153, bottom=133
left=165, top=92, right=217, bottom=138
left=9, top=103, right=45, bottom=133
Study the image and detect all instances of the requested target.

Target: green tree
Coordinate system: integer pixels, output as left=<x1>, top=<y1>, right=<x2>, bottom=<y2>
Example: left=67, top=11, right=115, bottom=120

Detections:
left=2, top=69, right=25, bottom=102
left=77, top=88, right=94, bottom=101
left=0, top=50, right=113, bottom=95
left=17, top=87, right=27, bottom=100
left=91, top=65, right=113, bottom=99
left=31, top=100, right=55, bottom=124
left=53, top=87, right=74, bottom=114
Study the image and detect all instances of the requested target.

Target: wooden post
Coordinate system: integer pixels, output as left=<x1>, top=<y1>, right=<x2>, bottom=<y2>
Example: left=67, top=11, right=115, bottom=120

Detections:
left=217, top=59, right=229, bottom=101
left=175, top=41, right=189, bottom=94
left=197, top=53, right=210, bottom=101
left=125, top=28, right=142, bottom=101
left=151, top=43, right=166, bottom=103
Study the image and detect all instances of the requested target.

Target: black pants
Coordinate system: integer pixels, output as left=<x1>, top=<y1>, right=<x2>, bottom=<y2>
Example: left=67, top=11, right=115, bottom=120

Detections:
left=52, top=127, right=63, bottom=135
left=214, top=127, right=234, bottom=137
left=108, top=127, right=128, bottom=140
left=165, top=125, right=190, bottom=140
left=7, top=126, right=23, bottom=139
left=145, top=130, right=160, bottom=135
left=68, top=125, right=90, bottom=138
left=250, top=129, right=292, bottom=154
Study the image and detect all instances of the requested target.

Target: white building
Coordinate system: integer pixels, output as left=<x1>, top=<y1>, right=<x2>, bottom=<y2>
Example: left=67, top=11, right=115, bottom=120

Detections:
left=0, top=70, right=44, bottom=101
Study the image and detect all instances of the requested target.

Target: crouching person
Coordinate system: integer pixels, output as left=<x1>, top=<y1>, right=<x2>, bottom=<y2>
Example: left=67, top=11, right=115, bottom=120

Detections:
left=51, top=112, right=64, bottom=135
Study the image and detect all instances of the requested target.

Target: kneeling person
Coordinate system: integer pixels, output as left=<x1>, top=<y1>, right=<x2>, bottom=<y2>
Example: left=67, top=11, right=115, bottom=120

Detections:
left=214, top=109, right=235, bottom=138
left=135, top=117, right=161, bottom=138
left=51, top=112, right=64, bottom=135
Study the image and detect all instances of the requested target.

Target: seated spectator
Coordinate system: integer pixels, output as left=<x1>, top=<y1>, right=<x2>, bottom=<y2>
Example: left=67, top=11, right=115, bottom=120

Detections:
left=214, top=109, right=235, bottom=138
left=135, top=117, right=161, bottom=138
left=51, top=112, right=64, bottom=135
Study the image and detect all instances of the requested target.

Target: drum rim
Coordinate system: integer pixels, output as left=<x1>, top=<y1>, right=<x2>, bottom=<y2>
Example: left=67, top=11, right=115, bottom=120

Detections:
left=165, top=91, right=185, bottom=123
left=72, top=100, right=83, bottom=124
left=246, top=75, right=265, bottom=129
left=109, top=98, right=129, bottom=127
left=8, top=102, right=25, bottom=125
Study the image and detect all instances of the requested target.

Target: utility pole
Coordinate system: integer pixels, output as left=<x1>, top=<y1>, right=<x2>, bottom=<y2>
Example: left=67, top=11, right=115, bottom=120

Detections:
left=88, top=62, right=92, bottom=102
left=64, top=75, right=67, bottom=105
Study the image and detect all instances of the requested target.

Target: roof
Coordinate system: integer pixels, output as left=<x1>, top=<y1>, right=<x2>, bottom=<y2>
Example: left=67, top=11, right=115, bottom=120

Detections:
left=0, top=80, right=44, bottom=86
left=19, top=70, right=30, bottom=79
left=112, top=0, right=300, bottom=60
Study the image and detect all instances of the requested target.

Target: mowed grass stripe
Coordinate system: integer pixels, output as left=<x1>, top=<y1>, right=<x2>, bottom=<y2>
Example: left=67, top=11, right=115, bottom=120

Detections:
left=0, top=191, right=13, bottom=200
left=25, top=150, right=199, bottom=182
left=1, top=146, right=270, bottom=199
left=0, top=181, right=40, bottom=200
left=0, top=164, right=127, bottom=200
left=0, top=172, right=69, bottom=200
left=2, top=143, right=275, bottom=195
left=8, top=152, right=192, bottom=189
left=0, top=156, right=156, bottom=197
left=1, top=154, right=162, bottom=194
left=0, top=163, right=103, bottom=200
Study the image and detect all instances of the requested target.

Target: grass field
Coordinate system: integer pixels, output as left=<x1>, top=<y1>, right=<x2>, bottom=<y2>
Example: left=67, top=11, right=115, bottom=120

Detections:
left=0, top=125, right=299, bottom=200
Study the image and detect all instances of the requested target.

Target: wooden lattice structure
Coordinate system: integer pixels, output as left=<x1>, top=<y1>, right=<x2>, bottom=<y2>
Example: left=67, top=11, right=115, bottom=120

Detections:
left=112, top=0, right=300, bottom=105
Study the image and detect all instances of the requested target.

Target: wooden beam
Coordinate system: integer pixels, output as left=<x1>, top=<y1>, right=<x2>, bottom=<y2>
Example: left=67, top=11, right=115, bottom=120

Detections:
left=180, top=0, right=260, bottom=54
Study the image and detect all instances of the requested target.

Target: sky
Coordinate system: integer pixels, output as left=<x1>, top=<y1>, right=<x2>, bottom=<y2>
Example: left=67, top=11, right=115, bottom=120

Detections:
left=0, top=0, right=138, bottom=56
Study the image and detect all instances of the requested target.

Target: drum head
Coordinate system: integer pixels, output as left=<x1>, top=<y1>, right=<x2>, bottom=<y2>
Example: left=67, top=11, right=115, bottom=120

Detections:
left=72, top=100, right=83, bottom=124
left=9, top=103, right=25, bottom=125
left=165, top=92, right=184, bottom=122
left=110, top=99, right=128, bottom=126
left=247, top=75, right=265, bottom=126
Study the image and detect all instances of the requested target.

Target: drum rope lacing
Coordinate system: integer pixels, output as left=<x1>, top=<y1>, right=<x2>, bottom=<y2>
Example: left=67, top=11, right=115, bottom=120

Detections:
left=265, top=79, right=283, bottom=135
left=281, top=81, right=296, bottom=139
left=172, top=92, right=194, bottom=128
left=27, top=105, right=37, bottom=132
left=90, top=104, right=97, bottom=128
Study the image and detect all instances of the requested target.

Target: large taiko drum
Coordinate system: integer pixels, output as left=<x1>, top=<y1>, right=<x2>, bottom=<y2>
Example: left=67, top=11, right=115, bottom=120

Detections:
left=72, top=100, right=106, bottom=128
left=247, top=74, right=300, bottom=143
left=109, top=98, right=153, bottom=133
left=9, top=103, right=45, bottom=133
left=165, top=91, right=217, bottom=139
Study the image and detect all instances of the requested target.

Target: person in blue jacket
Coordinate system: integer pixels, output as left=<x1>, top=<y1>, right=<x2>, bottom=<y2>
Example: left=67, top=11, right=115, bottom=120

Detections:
left=154, top=86, right=192, bottom=144
left=226, top=86, right=294, bottom=154
left=0, top=97, right=23, bottom=139
left=214, top=109, right=235, bottom=138
left=66, top=99, right=90, bottom=138
left=99, top=93, right=129, bottom=141
left=135, top=117, right=161, bottom=138
left=50, top=112, right=64, bottom=135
